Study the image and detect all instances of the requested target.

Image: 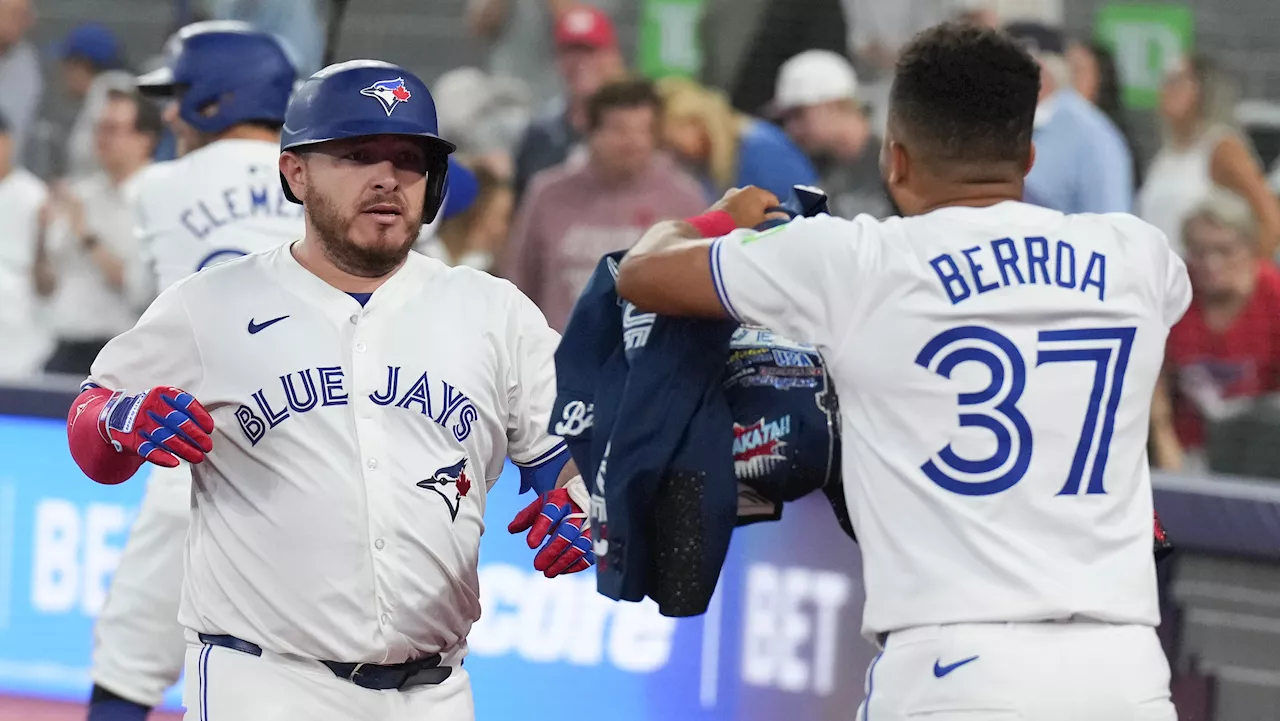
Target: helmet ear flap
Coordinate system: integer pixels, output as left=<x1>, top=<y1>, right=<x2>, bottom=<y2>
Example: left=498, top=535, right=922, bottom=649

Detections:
left=422, top=155, right=450, bottom=224
left=280, top=171, right=301, bottom=204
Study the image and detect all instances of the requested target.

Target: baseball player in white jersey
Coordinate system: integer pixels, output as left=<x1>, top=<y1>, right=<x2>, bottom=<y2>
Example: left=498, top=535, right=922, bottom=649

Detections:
left=69, top=59, right=593, bottom=721
left=85, top=23, right=303, bottom=721
left=615, top=24, right=1186, bottom=720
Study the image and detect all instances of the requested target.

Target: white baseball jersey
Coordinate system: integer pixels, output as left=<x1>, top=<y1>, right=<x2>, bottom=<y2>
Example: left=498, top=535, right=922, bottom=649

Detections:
left=86, top=244, right=567, bottom=664
left=709, top=201, right=1191, bottom=640
left=129, top=138, right=304, bottom=301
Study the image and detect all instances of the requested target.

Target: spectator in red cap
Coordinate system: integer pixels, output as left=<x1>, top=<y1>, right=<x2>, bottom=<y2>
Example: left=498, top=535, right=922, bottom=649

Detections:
left=508, top=4, right=627, bottom=200
left=467, top=0, right=623, bottom=111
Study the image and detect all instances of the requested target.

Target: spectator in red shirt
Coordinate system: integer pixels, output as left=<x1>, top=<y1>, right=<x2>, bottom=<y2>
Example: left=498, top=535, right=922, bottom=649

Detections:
left=1152, top=190, right=1280, bottom=471
left=501, top=77, right=705, bottom=331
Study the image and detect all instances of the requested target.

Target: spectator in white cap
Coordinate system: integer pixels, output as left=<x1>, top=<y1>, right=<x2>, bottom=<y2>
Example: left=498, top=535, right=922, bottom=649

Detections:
left=772, top=50, right=893, bottom=219
left=433, top=66, right=534, bottom=181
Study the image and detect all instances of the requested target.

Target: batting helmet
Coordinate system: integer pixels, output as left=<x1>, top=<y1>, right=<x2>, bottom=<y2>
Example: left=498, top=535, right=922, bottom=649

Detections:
left=279, top=60, right=457, bottom=223
left=136, top=21, right=297, bottom=135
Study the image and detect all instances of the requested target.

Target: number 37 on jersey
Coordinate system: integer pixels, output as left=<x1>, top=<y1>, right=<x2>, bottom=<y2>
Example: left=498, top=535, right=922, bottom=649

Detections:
left=915, top=324, right=1136, bottom=498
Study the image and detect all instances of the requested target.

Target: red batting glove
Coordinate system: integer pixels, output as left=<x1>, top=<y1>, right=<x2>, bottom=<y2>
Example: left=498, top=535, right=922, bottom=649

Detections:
left=508, top=474, right=595, bottom=577
left=98, top=386, right=215, bottom=467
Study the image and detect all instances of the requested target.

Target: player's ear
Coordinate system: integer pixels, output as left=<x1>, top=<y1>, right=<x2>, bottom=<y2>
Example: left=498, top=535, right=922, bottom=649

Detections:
left=886, top=139, right=909, bottom=186
left=1024, top=141, right=1037, bottom=177
left=280, top=151, right=307, bottom=202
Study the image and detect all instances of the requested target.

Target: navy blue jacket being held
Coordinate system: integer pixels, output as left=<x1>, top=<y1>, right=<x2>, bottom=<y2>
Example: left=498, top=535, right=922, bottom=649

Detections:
left=549, top=251, right=851, bottom=618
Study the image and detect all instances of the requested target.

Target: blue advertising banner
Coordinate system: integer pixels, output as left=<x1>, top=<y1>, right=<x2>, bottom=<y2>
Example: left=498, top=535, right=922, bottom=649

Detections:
left=0, top=413, right=879, bottom=718
left=6, top=406, right=1275, bottom=719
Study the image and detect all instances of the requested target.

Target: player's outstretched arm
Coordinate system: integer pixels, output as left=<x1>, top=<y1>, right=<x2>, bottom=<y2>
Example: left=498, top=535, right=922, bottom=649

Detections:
left=68, top=385, right=214, bottom=485
left=68, top=279, right=211, bottom=485
left=617, top=186, right=785, bottom=317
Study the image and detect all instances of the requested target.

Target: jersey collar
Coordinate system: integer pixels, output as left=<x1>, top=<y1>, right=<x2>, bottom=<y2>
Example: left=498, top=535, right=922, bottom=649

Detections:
left=274, top=240, right=436, bottom=316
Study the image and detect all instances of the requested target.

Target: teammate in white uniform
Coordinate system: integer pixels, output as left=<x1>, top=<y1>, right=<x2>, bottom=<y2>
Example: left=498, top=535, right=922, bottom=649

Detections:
left=68, top=59, right=592, bottom=721
left=615, top=24, right=1187, bottom=720
left=86, top=23, right=303, bottom=721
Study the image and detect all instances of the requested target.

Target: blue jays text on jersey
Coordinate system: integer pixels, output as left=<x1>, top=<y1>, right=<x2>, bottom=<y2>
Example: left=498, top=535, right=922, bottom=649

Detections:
left=929, top=236, right=1107, bottom=305
left=234, top=365, right=478, bottom=445
left=179, top=179, right=304, bottom=242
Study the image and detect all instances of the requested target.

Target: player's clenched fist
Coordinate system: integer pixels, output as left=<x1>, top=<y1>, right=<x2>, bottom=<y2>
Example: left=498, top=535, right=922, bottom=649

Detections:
left=508, top=474, right=595, bottom=577
left=98, top=387, right=215, bottom=467
left=708, top=186, right=786, bottom=230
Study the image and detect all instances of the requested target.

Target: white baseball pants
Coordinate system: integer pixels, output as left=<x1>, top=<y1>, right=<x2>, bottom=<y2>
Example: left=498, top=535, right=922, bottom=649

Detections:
left=857, top=621, right=1176, bottom=721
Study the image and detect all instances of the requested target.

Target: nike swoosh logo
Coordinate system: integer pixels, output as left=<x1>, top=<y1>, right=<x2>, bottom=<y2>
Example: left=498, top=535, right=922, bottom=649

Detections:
left=933, top=655, right=979, bottom=678
left=247, top=315, right=289, bottom=334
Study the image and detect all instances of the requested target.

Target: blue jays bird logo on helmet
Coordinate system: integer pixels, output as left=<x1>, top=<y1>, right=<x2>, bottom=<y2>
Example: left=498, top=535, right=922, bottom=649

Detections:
left=361, top=77, right=412, bottom=116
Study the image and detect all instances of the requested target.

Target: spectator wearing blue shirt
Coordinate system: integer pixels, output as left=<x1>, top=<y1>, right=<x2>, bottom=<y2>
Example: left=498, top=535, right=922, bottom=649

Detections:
left=656, top=76, right=817, bottom=204
left=1006, top=22, right=1133, bottom=215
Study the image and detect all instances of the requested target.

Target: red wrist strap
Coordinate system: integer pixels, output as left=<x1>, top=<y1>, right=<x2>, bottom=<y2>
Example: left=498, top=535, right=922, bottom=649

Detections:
left=684, top=210, right=737, bottom=238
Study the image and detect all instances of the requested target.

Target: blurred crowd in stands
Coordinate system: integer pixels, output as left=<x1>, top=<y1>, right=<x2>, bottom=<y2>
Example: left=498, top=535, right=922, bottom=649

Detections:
left=1, top=0, right=1280, bottom=480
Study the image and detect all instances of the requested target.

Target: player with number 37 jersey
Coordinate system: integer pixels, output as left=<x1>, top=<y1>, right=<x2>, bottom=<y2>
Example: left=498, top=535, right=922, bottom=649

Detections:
left=709, top=203, right=1186, bottom=634
left=615, top=24, right=1186, bottom=721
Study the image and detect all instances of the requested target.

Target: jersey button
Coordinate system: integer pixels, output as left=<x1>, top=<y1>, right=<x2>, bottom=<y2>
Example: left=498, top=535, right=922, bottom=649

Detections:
left=380, top=613, right=391, bottom=625
left=366, top=458, right=378, bottom=470
left=349, top=314, right=359, bottom=325
left=355, top=342, right=367, bottom=353
left=374, top=538, right=385, bottom=550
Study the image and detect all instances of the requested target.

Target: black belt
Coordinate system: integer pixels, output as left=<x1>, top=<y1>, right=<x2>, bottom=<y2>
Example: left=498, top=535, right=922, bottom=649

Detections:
left=198, top=634, right=453, bottom=691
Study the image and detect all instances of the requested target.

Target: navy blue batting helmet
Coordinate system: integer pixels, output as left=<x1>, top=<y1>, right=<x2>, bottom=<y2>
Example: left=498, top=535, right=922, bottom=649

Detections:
left=136, top=21, right=297, bottom=135
left=279, top=60, right=457, bottom=223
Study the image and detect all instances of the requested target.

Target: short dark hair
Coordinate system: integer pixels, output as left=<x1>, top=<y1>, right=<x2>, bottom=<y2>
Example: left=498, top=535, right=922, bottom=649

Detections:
left=106, top=88, right=164, bottom=138
left=890, top=23, right=1040, bottom=170
left=585, top=77, right=662, bottom=132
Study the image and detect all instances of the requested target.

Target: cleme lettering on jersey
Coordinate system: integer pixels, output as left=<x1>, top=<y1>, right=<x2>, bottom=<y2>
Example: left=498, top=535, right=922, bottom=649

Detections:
left=417, top=457, right=471, bottom=521
left=733, top=415, right=791, bottom=479
left=179, top=182, right=303, bottom=242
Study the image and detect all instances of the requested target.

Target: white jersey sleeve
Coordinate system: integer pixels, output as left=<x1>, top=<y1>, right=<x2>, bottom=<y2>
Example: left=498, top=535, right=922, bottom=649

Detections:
left=1160, top=238, right=1191, bottom=328
left=710, top=214, right=882, bottom=350
left=86, top=279, right=203, bottom=395
left=503, top=285, right=568, bottom=475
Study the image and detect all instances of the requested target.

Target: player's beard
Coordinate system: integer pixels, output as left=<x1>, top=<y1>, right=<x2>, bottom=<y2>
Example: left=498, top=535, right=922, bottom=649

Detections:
left=307, top=187, right=423, bottom=277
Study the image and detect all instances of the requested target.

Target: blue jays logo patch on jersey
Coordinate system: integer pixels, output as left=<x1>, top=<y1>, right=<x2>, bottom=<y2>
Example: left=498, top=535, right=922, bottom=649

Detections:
left=417, top=457, right=472, bottom=521
left=361, top=78, right=412, bottom=116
